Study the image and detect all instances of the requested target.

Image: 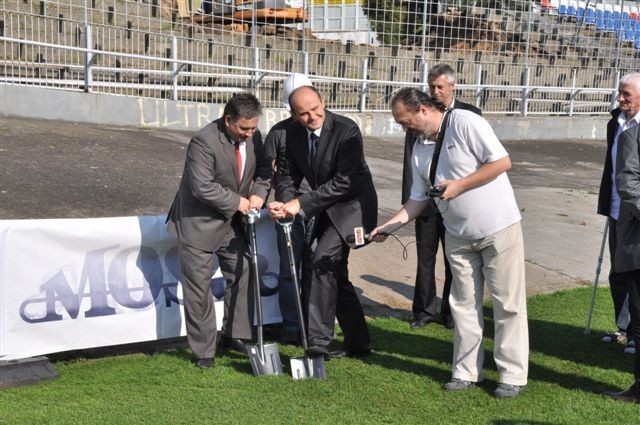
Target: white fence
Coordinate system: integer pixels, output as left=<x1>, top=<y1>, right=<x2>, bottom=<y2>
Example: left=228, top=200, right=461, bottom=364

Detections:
left=1, top=1, right=638, bottom=114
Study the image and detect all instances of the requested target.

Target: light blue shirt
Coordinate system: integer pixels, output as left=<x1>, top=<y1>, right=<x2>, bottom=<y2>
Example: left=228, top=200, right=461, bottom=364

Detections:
left=611, top=111, right=640, bottom=220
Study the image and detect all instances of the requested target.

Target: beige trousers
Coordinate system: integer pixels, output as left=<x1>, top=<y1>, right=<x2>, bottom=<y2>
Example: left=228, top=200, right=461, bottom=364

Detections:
left=445, top=222, right=529, bottom=386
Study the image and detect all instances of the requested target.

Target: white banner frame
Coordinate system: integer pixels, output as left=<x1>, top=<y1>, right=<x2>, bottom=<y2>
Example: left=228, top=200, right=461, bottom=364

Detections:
left=0, top=212, right=282, bottom=360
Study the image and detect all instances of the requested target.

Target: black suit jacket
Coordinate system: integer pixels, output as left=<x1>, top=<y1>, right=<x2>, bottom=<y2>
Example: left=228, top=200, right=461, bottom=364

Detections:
left=264, top=116, right=311, bottom=197
left=597, top=108, right=623, bottom=217
left=401, top=99, right=482, bottom=207
left=276, top=110, right=378, bottom=249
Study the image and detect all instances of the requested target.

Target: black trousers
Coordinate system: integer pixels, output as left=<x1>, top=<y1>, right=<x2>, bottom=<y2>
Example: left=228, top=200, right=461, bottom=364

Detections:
left=620, top=269, right=640, bottom=382
left=412, top=207, right=453, bottom=321
left=302, top=213, right=370, bottom=354
left=608, top=218, right=632, bottom=334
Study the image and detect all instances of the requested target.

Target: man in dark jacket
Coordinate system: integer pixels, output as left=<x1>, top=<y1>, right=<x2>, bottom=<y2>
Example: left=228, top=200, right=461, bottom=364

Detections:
left=268, top=86, right=378, bottom=359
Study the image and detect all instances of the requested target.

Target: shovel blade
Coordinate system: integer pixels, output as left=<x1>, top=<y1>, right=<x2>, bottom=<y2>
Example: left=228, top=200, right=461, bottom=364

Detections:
left=290, top=356, right=326, bottom=380
left=247, top=342, right=284, bottom=376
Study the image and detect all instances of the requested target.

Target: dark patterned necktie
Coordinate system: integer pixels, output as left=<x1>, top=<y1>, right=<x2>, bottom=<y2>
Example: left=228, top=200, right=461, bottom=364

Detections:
left=309, top=133, right=318, bottom=165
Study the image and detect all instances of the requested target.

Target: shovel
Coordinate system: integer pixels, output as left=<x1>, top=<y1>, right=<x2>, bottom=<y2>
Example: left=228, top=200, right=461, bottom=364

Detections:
left=277, top=218, right=326, bottom=380
left=246, top=209, right=283, bottom=376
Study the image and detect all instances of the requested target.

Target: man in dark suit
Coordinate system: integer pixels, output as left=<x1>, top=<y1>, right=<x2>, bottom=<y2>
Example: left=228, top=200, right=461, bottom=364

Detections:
left=403, top=63, right=482, bottom=330
left=264, top=73, right=314, bottom=345
left=604, top=72, right=640, bottom=403
left=268, top=86, right=378, bottom=359
left=167, top=93, right=272, bottom=368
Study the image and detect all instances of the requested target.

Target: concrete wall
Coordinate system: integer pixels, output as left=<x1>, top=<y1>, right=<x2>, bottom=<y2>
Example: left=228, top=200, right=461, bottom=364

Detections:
left=1, top=84, right=608, bottom=141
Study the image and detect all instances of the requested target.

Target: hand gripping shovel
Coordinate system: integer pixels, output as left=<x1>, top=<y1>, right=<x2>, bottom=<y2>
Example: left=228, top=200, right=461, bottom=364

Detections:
left=246, top=209, right=283, bottom=376
left=277, top=218, right=326, bottom=380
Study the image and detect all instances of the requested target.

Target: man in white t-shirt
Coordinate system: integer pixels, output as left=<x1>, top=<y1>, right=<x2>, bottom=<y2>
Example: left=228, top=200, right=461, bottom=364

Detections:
left=371, top=87, right=529, bottom=399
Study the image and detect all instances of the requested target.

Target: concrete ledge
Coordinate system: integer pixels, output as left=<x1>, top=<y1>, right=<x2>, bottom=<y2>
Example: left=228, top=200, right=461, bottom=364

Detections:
left=0, top=356, right=59, bottom=388
left=1, top=84, right=608, bottom=141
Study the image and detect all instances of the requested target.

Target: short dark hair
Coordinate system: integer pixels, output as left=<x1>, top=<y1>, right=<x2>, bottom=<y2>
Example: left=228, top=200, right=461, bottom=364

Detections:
left=428, top=63, right=456, bottom=84
left=390, top=87, right=446, bottom=113
left=288, top=85, right=323, bottom=115
left=223, top=92, right=262, bottom=121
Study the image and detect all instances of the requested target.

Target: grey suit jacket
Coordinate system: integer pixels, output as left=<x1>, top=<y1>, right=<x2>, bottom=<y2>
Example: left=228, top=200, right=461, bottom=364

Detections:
left=614, top=120, right=640, bottom=273
left=275, top=110, right=378, bottom=249
left=167, top=118, right=272, bottom=251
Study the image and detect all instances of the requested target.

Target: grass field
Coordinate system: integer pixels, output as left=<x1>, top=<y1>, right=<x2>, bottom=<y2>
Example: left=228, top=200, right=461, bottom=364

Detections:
left=1, top=287, right=637, bottom=424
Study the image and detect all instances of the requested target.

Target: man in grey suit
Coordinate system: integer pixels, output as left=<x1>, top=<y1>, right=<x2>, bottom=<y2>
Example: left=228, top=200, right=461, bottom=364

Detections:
left=167, top=93, right=272, bottom=368
left=403, top=63, right=482, bottom=330
left=268, top=86, right=378, bottom=359
left=604, top=72, right=640, bottom=403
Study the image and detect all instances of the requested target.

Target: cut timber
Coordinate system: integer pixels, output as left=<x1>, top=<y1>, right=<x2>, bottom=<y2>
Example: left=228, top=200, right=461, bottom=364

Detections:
left=161, top=0, right=190, bottom=19
left=232, top=8, right=307, bottom=22
left=176, top=0, right=190, bottom=17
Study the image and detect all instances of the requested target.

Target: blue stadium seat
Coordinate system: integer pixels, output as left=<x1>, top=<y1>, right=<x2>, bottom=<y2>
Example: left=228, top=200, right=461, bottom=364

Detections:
left=559, top=0, right=568, bottom=16
left=605, top=10, right=615, bottom=32
left=595, top=9, right=605, bottom=30
left=613, top=5, right=622, bottom=31
left=586, top=7, right=596, bottom=24
left=577, top=1, right=585, bottom=21
left=624, top=26, right=634, bottom=41
left=568, top=1, right=577, bottom=17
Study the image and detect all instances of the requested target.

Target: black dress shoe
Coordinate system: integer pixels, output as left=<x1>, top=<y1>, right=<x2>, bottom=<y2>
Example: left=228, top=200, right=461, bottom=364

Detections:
left=442, top=315, right=455, bottom=330
left=410, top=316, right=435, bottom=330
left=604, top=383, right=640, bottom=403
left=280, top=331, right=302, bottom=346
left=306, top=345, right=331, bottom=360
left=196, top=358, right=215, bottom=369
left=217, top=337, right=248, bottom=355
left=329, top=347, right=372, bottom=359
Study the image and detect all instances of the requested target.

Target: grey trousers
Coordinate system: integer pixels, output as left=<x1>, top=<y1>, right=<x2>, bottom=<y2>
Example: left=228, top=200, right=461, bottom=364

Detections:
left=177, top=225, right=253, bottom=360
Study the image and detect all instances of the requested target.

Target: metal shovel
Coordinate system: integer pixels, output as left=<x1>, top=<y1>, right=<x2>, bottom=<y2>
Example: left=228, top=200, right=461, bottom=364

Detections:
left=277, top=218, right=326, bottom=380
left=246, top=209, right=283, bottom=376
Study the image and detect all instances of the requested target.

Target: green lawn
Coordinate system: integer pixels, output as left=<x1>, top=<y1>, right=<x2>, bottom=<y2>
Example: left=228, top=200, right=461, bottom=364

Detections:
left=1, top=287, right=636, bottom=424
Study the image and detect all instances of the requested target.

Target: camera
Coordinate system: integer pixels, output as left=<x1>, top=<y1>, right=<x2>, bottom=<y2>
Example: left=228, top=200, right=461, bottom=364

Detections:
left=426, top=186, right=445, bottom=197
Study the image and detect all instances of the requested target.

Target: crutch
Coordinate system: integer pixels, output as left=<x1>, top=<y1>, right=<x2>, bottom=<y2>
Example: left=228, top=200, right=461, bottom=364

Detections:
left=585, top=219, right=609, bottom=335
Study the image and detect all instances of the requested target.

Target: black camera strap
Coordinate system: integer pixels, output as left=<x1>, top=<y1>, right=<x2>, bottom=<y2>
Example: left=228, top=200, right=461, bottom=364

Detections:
left=429, top=110, right=451, bottom=186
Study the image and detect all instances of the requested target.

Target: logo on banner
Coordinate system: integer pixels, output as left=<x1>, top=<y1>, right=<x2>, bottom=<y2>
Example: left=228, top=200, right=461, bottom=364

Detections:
left=19, top=245, right=279, bottom=323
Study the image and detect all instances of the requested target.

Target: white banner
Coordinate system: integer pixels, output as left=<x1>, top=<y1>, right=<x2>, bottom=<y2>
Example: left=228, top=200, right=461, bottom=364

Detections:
left=0, top=212, right=282, bottom=360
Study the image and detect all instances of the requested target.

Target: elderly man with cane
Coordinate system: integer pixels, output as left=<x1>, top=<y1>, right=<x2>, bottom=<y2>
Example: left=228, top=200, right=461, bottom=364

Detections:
left=603, top=72, right=640, bottom=404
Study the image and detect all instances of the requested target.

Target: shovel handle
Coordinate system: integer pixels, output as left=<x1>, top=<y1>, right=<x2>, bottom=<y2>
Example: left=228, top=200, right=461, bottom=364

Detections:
left=280, top=223, right=310, bottom=352
left=248, top=218, right=265, bottom=359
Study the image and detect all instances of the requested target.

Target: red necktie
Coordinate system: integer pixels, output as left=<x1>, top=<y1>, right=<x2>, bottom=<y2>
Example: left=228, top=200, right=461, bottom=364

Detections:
left=235, top=142, right=243, bottom=182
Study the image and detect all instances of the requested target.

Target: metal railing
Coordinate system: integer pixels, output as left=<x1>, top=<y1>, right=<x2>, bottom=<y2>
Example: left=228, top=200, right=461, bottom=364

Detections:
left=1, top=1, right=638, bottom=114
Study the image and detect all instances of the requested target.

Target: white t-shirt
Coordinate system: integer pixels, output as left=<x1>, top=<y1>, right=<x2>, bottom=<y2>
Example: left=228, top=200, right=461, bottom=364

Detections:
left=409, top=109, right=521, bottom=239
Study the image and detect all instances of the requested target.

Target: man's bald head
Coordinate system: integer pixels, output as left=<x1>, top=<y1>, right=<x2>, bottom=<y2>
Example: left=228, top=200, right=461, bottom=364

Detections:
left=289, top=86, right=326, bottom=131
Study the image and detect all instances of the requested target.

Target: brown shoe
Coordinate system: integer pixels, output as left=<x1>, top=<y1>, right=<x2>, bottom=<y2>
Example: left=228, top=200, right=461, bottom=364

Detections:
left=604, top=383, right=640, bottom=403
